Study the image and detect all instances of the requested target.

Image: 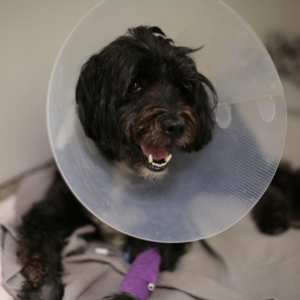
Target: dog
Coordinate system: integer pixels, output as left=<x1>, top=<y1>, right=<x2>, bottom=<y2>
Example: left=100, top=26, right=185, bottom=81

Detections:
left=16, top=25, right=297, bottom=300
left=16, top=26, right=217, bottom=300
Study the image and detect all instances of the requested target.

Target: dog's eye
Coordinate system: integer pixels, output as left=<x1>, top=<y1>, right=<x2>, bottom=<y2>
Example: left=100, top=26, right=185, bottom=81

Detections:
left=131, top=82, right=142, bottom=93
left=182, top=83, right=193, bottom=91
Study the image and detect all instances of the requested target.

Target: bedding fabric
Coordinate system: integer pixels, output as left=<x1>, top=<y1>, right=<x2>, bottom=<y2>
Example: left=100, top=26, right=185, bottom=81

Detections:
left=1, top=166, right=300, bottom=300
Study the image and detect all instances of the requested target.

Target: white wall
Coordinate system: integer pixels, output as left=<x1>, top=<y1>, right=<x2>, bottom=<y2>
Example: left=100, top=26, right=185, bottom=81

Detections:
left=1, top=0, right=300, bottom=185
left=0, top=0, right=100, bottom=184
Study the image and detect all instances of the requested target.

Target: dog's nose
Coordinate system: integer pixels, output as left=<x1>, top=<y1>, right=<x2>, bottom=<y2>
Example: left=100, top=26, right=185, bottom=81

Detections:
left=162, top=118, right=185, bottom=138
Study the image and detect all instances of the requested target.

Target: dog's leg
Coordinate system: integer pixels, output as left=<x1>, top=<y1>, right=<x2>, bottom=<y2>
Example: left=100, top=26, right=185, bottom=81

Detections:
left=252, top=164, right=295, bottom=235
left=127, top=238, right=188, bottom=271
left=252, top=187, right=290, bottom=235
left=17, top=174, right=89, bottom=300
left=103, top=240, right=187, bottom=300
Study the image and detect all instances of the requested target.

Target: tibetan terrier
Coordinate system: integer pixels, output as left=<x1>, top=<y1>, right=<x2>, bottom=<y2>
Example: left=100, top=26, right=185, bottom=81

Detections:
left=16, top=26, right=218, bottom=300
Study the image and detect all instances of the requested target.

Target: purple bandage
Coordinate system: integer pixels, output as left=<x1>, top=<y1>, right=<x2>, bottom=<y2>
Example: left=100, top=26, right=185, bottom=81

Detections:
left=118, top=248, right=161, bottom=300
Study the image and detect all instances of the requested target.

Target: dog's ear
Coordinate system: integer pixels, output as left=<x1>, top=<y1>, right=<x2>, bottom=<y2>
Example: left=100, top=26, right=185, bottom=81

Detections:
left=185, top=73, right=217, bottom=152
left=76, top=52, right=119, bottom=145
left=76, top=55, right=98, bottom=140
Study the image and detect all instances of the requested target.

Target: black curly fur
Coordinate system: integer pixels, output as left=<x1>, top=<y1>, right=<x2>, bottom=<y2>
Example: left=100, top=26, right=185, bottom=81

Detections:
left=252, top=164, right=300, bottom=235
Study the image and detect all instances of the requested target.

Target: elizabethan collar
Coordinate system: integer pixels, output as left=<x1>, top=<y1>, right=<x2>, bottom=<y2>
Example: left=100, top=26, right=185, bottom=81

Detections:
left=47, top=0, right=286, bottom=242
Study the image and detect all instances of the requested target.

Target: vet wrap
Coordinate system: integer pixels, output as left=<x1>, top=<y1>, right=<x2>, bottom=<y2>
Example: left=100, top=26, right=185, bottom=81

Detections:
left=118, top=249, right=161, bottom=300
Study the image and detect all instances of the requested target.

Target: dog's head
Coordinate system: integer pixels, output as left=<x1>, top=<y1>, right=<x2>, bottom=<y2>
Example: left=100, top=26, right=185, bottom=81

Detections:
left=76, top=26, right=217, bottom=180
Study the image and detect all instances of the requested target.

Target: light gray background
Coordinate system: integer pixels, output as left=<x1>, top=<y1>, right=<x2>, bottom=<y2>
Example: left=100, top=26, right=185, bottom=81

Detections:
left=1, top=0, right=300, bottom=185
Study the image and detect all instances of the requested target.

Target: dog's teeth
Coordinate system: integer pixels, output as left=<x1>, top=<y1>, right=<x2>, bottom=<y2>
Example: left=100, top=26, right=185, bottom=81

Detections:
left=148, top=154, right=153, bottom=164
left=164, top=154, right=172, bottom=163
left=152, top=162, right=167, bottom=167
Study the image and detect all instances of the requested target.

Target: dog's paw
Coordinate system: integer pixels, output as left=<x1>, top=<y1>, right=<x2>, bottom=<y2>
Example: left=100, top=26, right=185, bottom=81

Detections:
left=252, top=189, right=290, bottom=235
left=103, top=292, right=139, bottom=300
left=18, top=277, right=63, bottom=300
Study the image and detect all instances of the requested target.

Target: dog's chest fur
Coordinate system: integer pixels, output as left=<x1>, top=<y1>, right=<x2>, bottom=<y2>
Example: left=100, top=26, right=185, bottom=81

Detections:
left=88, top=213, right=127, bottom=248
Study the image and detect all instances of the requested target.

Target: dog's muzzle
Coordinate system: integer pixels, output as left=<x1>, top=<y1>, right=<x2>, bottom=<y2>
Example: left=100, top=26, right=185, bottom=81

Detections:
left=139, top=117, right=186, bottom=172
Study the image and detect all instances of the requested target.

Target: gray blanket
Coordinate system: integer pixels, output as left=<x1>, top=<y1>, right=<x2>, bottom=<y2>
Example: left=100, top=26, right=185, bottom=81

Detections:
left=2, top=167, right=300, bottom=300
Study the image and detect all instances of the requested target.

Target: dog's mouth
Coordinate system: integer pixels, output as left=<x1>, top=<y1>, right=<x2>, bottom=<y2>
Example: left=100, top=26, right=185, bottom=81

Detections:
left=140, top=142, right=172, bottom=172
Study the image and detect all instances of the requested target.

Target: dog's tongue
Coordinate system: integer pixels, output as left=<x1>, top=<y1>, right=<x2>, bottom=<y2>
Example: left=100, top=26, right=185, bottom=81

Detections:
left=141, top=143, right=168, bottom=161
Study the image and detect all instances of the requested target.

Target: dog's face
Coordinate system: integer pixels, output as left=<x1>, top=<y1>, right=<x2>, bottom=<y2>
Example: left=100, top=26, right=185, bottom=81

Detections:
left=76, top=26, right=217, bottom=180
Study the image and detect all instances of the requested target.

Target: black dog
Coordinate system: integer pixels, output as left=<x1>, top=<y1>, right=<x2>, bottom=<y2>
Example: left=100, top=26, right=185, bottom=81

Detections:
left=16, top=25, right=300, bottom=300
left=17, top=26, right=217, bottom=300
